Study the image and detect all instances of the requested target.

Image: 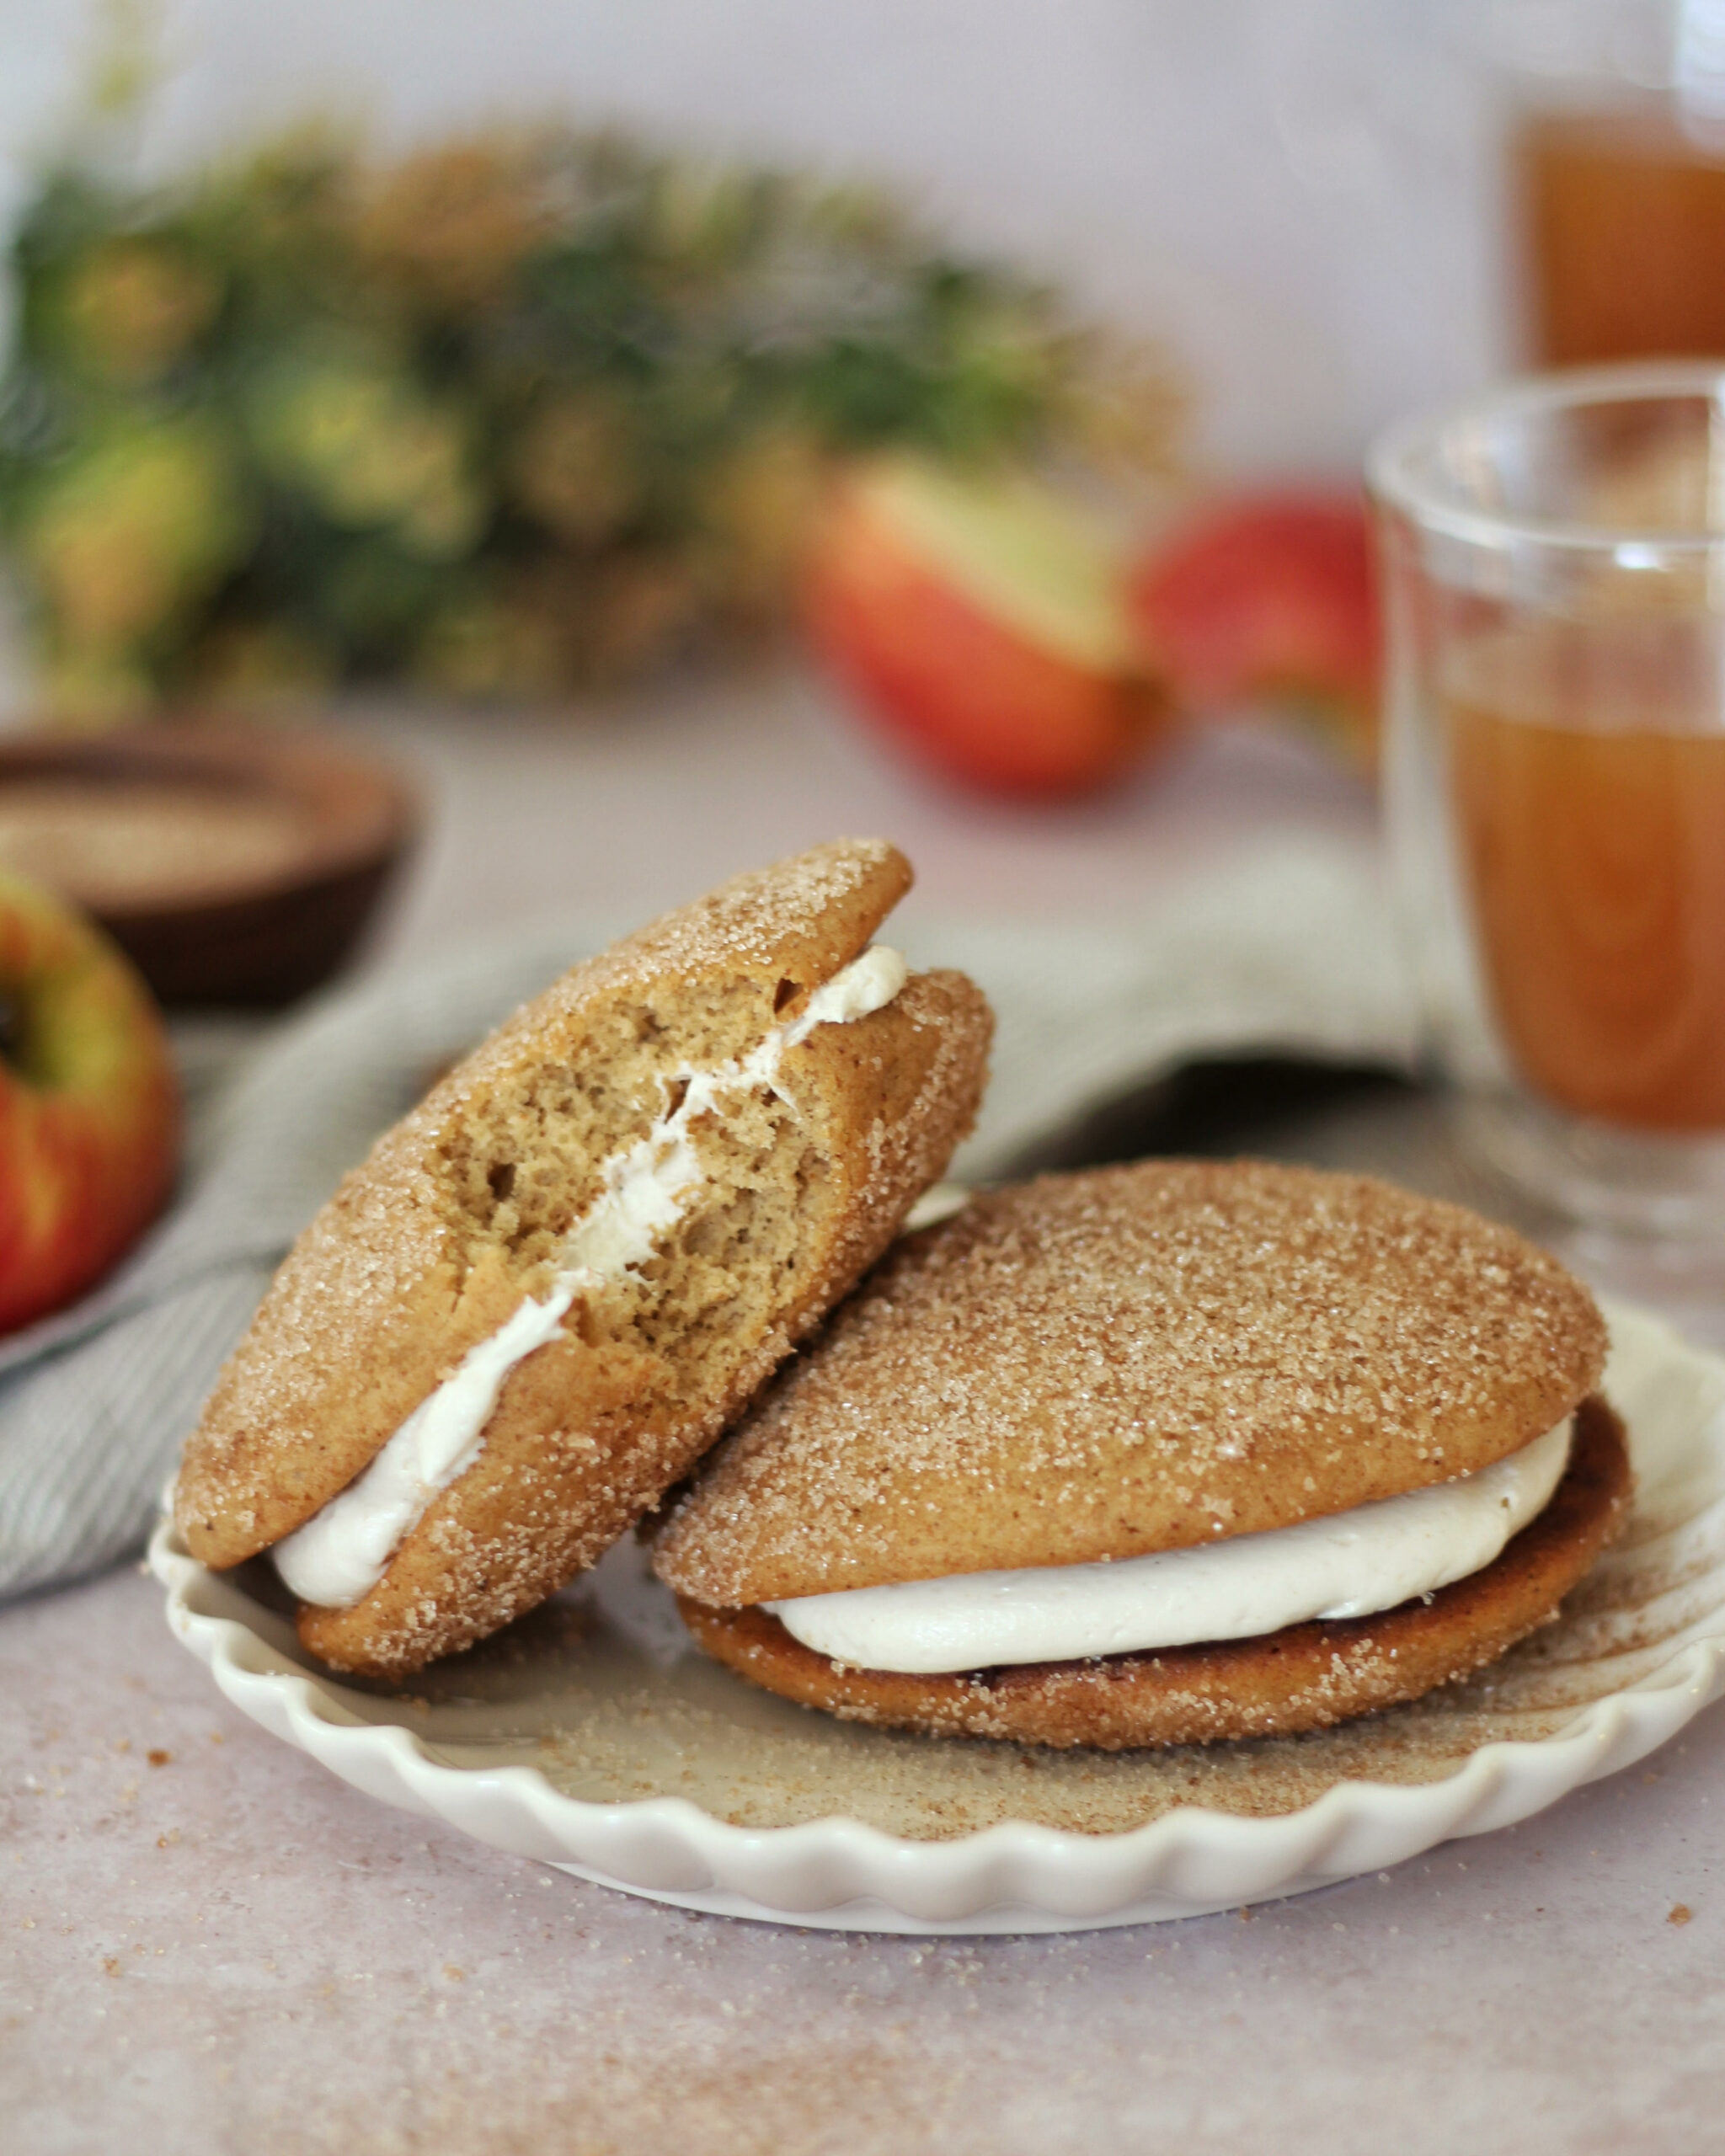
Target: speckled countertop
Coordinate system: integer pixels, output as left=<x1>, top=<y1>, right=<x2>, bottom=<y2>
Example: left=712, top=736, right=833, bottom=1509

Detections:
left=6, top=676, right=1722, bottom=2154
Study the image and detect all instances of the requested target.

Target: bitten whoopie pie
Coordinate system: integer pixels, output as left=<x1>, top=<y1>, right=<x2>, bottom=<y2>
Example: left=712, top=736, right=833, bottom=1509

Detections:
left=654, top=1161, right=1631, bottom=1749
left=174, top=840, right=992, bottom=1679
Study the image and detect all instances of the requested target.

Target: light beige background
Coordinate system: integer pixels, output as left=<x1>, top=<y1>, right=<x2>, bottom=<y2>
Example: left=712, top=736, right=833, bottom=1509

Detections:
left=0, top=0, right=1514, bottom=472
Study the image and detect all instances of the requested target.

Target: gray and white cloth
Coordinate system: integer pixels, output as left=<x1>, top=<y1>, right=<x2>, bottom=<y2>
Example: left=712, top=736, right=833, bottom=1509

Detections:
left=0, top=835, right=1414, bottom=1603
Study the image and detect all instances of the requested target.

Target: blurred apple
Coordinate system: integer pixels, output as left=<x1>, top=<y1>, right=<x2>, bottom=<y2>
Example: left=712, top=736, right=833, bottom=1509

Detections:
left=804, top=456, right=1178, bottom=798
left=1129, top=491, right=1379, bottom=774
left=0, top=870, right=179, bottom=1334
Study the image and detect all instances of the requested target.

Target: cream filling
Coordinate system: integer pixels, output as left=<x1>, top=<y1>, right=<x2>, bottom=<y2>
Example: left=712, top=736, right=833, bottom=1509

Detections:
left=764, top=1417, right=1574, bottom=1675
left=272, top=947, right=909, bottom=1609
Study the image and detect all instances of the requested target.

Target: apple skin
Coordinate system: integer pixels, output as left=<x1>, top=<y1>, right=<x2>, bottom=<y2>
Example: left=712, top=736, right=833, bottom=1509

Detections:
left=1129, top=492, right=1380, bottom=774
left=0, top=868, right=179, bottom=1335
left=804, top=458, right=1178, bottom=799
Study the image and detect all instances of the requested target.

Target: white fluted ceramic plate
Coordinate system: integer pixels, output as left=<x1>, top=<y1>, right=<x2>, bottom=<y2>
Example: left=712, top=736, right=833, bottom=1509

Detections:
left=151, top=1299, right=1725, bottom=1932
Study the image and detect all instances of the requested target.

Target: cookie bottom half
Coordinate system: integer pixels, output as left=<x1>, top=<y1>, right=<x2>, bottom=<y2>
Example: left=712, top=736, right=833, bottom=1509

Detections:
left=676, top=1395, right=1632, bottom=1750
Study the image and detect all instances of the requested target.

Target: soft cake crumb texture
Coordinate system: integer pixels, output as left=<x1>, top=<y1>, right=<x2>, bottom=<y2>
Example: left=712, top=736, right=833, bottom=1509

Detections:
left=173, top=837, right=993, bottom=1679
left=654, top=1160, right=1608, bottom=1604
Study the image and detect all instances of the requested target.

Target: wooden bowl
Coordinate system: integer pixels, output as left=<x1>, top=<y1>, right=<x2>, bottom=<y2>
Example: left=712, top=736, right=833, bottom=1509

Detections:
left=0, top=725, right=419, bottom=1006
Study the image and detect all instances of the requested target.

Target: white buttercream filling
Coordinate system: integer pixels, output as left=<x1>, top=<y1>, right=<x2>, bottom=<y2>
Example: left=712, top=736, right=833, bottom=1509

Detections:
left=764, top=1417, right=1574, bottom=1674
left=273, top=947, right=909, bottom=1609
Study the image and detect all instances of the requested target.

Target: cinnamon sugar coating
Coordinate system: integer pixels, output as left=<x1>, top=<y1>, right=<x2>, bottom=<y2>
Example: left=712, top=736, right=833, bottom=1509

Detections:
left=653, top=1161, right=1608, bottom=1605
left=173, top=838, right=992, bottom=1679
left=677, top=1394, right=1631, bottom=1748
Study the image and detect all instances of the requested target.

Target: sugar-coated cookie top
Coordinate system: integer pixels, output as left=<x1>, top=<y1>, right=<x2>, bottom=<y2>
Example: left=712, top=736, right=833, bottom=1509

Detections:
left=475, top=835, right=911, bottom=1056
left=653, top=1161, right=1608, bottom=1604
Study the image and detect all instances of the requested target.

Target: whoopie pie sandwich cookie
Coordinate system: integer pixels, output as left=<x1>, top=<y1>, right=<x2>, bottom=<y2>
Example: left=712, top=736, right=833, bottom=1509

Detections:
left=654, top=1161, right=1631, bottom=1749
left=174, top=839, right=992, bottom=1679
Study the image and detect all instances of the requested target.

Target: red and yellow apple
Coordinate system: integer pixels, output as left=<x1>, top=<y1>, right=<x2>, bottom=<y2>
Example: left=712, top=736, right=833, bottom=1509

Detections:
left=1129, top=491, right=1380, bottom=774
left=0, top=867, right=179, bottom=1334
left=804, top=455, right=1179, bottom=798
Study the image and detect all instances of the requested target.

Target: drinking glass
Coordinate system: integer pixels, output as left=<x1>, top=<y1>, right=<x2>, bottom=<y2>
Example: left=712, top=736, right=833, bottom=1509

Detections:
left=1370, top=361, right=1725, bottom=1241
left=1508, top=1, right=1725, bottom=366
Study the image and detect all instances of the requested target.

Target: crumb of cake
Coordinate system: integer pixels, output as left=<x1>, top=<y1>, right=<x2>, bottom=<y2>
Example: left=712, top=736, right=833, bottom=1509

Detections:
left=174, top=839, right=992, bottom=1682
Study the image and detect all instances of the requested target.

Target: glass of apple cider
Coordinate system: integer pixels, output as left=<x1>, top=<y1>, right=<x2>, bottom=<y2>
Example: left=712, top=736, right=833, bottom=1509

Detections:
left=1370, top=362, right=1725, bottom=1237
left=1518, top=93, right=1725, bottom=367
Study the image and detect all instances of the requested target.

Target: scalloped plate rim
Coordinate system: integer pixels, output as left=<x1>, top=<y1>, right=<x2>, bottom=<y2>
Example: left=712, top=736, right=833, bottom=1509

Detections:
left=147, top=1300, right=1725, bottom=1931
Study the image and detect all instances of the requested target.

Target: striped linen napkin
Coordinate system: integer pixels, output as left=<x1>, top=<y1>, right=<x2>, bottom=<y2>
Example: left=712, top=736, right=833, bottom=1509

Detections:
left=0, top=835, right=1412, bottom=1602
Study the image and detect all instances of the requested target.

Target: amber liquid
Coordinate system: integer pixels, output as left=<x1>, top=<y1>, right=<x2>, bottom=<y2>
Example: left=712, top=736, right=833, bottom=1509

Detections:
left=1519, top=106, right=1725, bottom=365
left=1449, top=622, right=1725, bottom=1131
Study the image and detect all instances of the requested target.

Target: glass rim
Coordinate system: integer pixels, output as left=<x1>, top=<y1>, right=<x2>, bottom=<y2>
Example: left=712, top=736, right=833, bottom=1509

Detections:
left=1366, top=360, right=1725, bottom=554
